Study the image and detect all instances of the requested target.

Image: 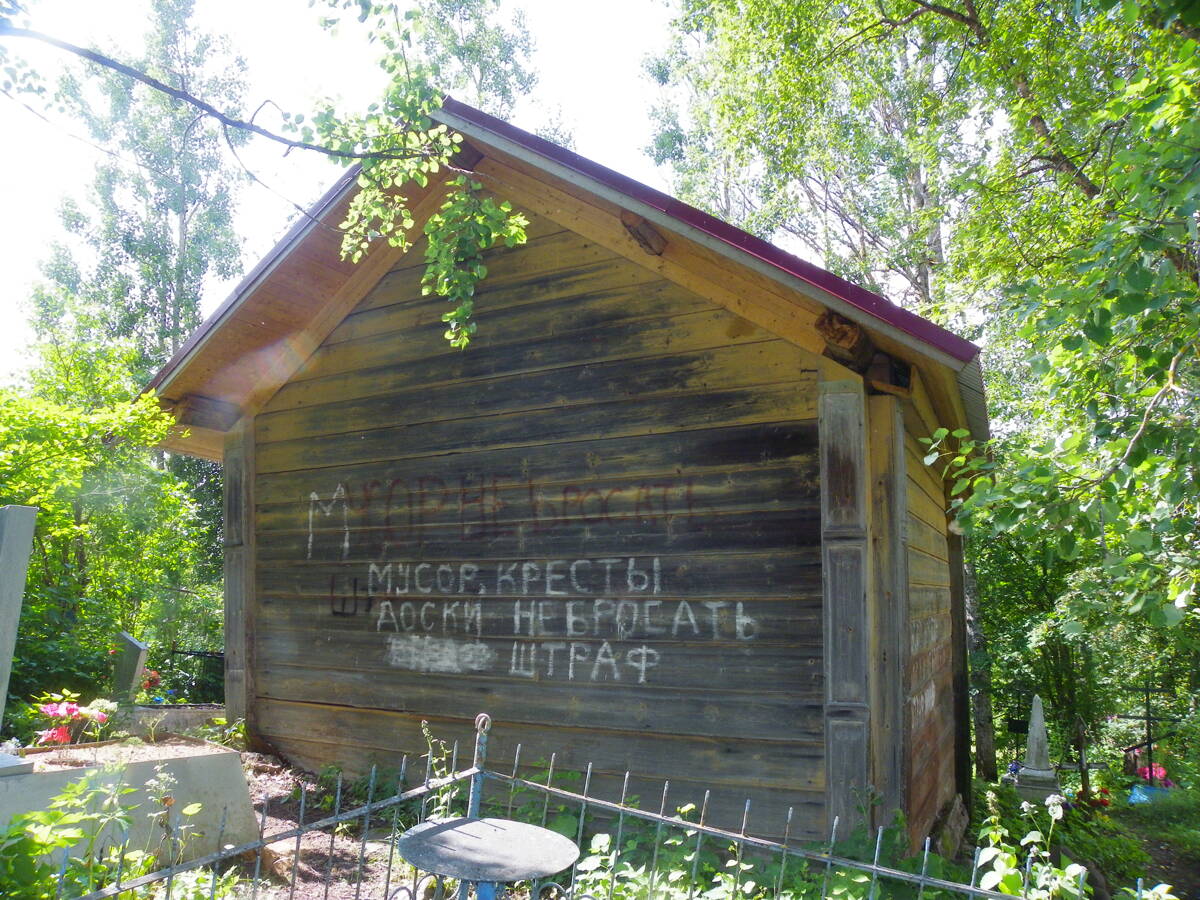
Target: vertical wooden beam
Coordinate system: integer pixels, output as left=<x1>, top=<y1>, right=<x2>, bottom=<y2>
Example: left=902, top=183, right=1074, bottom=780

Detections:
left=867, top=395, right=908, bottom=828
left=223, top=419, right=255, bottom=729
left=819, top=379, right=871, bottom=834
left=947, top=531, right=973, bottom=813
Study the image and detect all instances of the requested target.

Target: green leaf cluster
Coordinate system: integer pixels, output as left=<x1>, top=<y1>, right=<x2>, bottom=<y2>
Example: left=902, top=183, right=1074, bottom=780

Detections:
left=290, top=3, right=535, bottom=343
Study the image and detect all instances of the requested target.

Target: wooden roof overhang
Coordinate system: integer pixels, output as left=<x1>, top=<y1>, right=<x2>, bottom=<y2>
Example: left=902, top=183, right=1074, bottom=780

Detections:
left=149, top=98, right=987, bottom=462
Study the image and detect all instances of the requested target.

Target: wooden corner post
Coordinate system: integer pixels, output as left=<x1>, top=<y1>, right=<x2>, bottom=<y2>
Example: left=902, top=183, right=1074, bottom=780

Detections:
left=867, top=395, right=908, bottom=828
left=223, top=419, right=255, bottom=729
left=947, top=531, right=973, bottom=812
left=819, top=379, right=871, bottom=833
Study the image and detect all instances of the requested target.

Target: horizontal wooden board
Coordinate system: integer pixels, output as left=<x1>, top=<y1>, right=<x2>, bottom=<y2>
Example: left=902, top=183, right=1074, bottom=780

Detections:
left=264, top=507, right=820, bottom=568
left=257, top=382, right=818, bottom=475
left=255, top=663, right=823, bottom=740
left=258, top=340, right=816, bottom=446
left=260, top=730, right=827, bottom=840
left=907, top=515, right=949, bottom=562
left=290, top=295, right=780, bottom=391
left=256, top=421, right=820, bottom=507
left=254, top=699, right=824, bottom=791
left=359, top=229, right=621, bottom=314
left=255, top=631, right=822, bottom=695
left=909, top=586, right=952, bottom=620
left=257, top=662, right=823, bottom=739
left=258, top=592, right=821, bottom=645
left=908, top=642, right=953, bottom=693
left=258, top=458, right=817, bottom=537
left=274, top=268, right=679, bottom=415
left=905, top=434, right=946, bottom=503
left=908, top=546, right=952, bottom=589
left=326, top=262, right=682, bottom=351
left=309, top=279, right=718, bottom=383
left=259, top=550, right=822, bottom=600
left=907, top=480, right=948, bottom=532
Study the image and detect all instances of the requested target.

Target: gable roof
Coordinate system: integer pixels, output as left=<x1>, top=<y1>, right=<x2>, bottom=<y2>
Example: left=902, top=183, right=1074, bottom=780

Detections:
left=150, top=97, right=986, bottom=460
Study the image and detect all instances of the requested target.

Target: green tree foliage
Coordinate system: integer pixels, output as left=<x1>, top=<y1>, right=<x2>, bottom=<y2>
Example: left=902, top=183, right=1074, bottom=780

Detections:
left=32, top=0, right=245, bottom=583
left=37, top=0, right=245, bottom=376
left=647, top=2, right=976, bottom=313
left=308, top=2, right=532, bottom=347
left=409, top=0, right=535, bottom=117
left=655, top=0, right=1199, bottom=626
left=969, top=528, right=1199, bottom=760
left=0, top=299, right=212, bottom=722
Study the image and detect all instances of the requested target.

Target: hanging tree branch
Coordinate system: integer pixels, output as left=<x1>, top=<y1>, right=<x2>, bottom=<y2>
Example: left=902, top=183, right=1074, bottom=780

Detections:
left=0, top=5, right=535, bottom=349
left=0, top=21, right=437, bottom=164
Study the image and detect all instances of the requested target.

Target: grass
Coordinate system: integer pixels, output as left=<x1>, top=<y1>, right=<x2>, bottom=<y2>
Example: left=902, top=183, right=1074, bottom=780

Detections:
left=1110, top=785, right=1200, bottom=867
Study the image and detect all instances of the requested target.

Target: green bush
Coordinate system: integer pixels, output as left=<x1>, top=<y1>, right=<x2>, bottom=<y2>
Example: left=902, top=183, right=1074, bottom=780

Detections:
left=0, top=769, right=241, bottom=899
left=973, top=781, right=1149, bottom=887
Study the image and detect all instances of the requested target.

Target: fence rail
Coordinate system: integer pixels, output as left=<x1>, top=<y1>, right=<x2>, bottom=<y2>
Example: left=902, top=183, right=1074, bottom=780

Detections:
left=54, top=714, right=1136, bottom=900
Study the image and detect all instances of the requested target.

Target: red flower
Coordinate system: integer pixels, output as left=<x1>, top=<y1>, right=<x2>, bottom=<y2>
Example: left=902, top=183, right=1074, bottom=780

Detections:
left=142, top=670, right=161, bottom=690
left=36, top=726, right=72, bottom=745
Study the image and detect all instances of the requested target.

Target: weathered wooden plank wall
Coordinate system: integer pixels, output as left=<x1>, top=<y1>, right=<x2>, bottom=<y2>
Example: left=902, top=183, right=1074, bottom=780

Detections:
left=903, top=423, right=956, bottom=839
left=249, top=214, right=827, bottom=836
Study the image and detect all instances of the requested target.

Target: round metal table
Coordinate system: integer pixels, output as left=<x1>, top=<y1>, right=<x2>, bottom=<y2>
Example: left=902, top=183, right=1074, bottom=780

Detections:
left=395, top=816, right=580, bottom=900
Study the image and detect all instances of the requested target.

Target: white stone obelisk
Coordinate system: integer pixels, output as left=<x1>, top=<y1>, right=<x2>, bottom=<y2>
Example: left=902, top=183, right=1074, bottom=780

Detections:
left=1016, top=694, right=1060, bottom=801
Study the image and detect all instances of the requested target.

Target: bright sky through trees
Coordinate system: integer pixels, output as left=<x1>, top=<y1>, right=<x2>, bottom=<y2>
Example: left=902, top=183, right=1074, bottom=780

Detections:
left=0, top=0, right=676, bottom=379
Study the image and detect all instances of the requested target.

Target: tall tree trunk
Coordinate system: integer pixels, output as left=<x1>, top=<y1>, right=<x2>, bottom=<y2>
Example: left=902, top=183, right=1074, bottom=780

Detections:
left=964, top=559, right=998, bottom=780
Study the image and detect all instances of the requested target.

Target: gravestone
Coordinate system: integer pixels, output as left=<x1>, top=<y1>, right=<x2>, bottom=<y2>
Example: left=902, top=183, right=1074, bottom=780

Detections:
left=1016, top=694, right=1060, bottom=802
left=0, top=506, right=38, bottom=777
left=113, top=632, right=149, bottom=705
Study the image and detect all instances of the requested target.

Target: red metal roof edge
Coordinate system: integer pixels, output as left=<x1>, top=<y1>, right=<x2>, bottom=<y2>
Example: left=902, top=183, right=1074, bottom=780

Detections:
left=146, top=166, right=361, bottom=395
left=439, top=97, right=979, bottom=365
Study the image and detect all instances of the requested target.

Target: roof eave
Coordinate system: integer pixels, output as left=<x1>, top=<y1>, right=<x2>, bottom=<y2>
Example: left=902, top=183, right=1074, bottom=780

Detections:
left=147, top=167, right=361, bottom=403
left=434, top=99, right=979, bottom=374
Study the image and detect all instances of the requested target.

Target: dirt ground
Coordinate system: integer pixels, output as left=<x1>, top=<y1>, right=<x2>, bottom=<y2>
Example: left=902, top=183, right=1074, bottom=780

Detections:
left=233, top=752, right=433, bottom=900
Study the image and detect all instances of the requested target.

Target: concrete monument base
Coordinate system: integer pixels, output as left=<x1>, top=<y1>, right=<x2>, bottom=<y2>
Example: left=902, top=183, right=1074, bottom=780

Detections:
left=0, top=752, right=33, bottom=777
left=1015, top=766, right=1060, bottom=802
left=0, top=735, right=256, bottom=861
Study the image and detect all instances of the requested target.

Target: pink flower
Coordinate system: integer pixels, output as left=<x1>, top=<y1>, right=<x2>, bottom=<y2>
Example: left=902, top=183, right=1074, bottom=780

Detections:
left=41, top=701, right=81, bottom=719
left=92, top=711, right=108, bottom=724
left=1138, top=763, right=1169, bottom=783
left=36, top=726, right=72, bottom=745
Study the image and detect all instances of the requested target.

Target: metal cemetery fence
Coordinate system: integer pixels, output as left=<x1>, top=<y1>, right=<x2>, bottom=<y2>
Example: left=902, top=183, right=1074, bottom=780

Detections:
left=61, top=715, right=1120, bottom=900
